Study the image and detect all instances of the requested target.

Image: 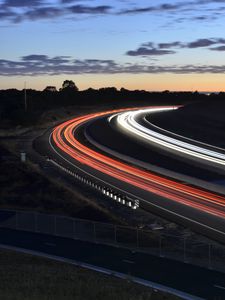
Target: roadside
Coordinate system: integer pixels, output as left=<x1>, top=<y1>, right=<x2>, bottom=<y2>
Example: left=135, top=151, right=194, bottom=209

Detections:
left=1, top=105, right=225, bottom=274
left=0, top=141, right=123, bottom=224
left=0, top=248, right=181, bottom=300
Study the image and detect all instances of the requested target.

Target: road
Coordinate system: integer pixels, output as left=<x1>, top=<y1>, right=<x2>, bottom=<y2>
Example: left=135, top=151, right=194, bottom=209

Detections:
left=0, top=227, right=225, bottom=300
left=39, top=107, right=225, bottom=244
left=116, top=107, right=225, bottom=168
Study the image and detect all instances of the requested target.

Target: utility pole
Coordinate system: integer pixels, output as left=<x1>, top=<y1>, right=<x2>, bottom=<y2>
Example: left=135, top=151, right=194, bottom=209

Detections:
left=24, top=81, right=27, bottom=112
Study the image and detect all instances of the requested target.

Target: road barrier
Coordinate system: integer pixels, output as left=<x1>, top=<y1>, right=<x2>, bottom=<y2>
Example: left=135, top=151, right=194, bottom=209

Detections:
left=49, top=159, right=140, bottom=210
left=0, top=209, right=224, bottom=273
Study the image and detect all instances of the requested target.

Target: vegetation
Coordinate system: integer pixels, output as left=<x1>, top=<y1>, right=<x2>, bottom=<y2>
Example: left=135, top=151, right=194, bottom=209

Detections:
left=0, top=80, right=216, bottom=127
left=0, top=143, right=122, bottom=223
left=61, top=79, right=79, bottom=91
left=0, top=249, right=181, bottom=300
left=0, top=82, right=218, bottom=300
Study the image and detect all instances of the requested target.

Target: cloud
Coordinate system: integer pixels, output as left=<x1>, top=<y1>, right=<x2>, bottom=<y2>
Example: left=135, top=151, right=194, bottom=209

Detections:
left=126, top=38, right=225, bottom=56
left=118, top=0, right=225, bottom=26
left=120, top=3, right=185, bottom=15
left=20, top=5, right=112, bottom=23
left=1, top=0, right=44, bottom=7
left=186, top=38, right=220, bottom=48
left=24, top=7, right=62, bottom=21
left=61, top=0, right=81, bottom=3
left=0, top=55, right=123, bottom=76
left=200, top=0, right=225, bottom=3
left=120, top=0, right=225, bottom=16
left=210, top=45, right=225, bottom=51
left=1, top=54, right=225, bottom=76
left=0, top=1, right=113, bottom=22
left=0, top=0, right=225, bottom=24
left=126, top=47, right=175, bottom=56
left=158, top=42, right=181, bottom=49
left=68, top=5, right=112, bottom=14
left=22, top=55, right=49, bottom=61
left=22, top=54, right=71, bottom=64
left=126, top=41, right=179, bottom=57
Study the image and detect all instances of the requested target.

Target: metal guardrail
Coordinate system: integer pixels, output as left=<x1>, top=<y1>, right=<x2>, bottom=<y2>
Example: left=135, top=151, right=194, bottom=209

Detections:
left=0, top=209, right=224, bottom=273
left=49, top=159, right=140, bottom=210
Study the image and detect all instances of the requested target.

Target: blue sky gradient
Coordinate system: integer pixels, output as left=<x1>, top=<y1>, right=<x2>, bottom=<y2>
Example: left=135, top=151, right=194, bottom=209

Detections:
left=1, top=0, right=225, bottom=91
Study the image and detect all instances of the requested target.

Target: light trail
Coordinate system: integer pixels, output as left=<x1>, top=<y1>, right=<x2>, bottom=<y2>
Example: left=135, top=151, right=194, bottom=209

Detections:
left=51, top=107, right=225, bottom=220
left=116, top=108, right=225, bottom=166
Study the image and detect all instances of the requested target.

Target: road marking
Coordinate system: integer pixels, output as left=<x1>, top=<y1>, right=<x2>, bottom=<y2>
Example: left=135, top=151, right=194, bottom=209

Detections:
left=122, top=259, right=135, bottom=264
left=49, top=130, right=225, bottom=238
left=214, top=285, right=225, bottom=290
left=118, top=108, right=225, bottom=165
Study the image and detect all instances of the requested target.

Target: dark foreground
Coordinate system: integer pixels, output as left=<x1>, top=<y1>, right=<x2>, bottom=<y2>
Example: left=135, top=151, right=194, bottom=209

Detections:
left=0, top=228, right=225, bottom=299
left=0, top=249, right=180, bottom=300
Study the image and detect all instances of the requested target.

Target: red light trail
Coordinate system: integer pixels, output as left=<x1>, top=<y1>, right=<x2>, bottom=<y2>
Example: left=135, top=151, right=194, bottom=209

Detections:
left=51, top=108, right=225, bottom=219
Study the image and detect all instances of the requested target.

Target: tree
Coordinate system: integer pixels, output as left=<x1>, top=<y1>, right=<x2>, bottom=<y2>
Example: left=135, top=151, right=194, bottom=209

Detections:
left=43, top=86, right=57, bottom=92
left=61, top=80, right=78, bottom=91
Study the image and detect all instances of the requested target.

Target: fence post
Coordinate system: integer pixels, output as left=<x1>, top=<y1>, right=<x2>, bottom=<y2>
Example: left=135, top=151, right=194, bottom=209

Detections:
left=93, top=222, right=96, bottom=242
left=208, top=244, right=212, bottom=269
left=15, top=211, right=18, bottom=230
left=183, top=237, right=187, bottom=263
left=54, top=215, right=57, bottom=236
left=159, top=234, right=164, bottom=257
left=73, top=219, right=76, bottom=239
left=34, top=212, right=38, bottom=233
left=114, top=225, right=117, bottom=244
left=136, top=228, right=139, bottom=249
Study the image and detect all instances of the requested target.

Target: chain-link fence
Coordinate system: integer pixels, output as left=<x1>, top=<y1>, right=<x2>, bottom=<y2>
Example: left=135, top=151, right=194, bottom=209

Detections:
left=0, top=209, right=224, bottom=273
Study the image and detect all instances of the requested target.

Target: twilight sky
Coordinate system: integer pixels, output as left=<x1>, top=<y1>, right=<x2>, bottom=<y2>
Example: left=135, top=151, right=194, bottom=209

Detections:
left=1, top=0, right=225, bottom=91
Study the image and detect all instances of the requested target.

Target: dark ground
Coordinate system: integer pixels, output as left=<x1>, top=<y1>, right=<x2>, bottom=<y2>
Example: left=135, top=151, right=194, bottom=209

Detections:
left=0, top=248, right=180, bottom=300
left=1, top=227, right=225, bottom=300
left=0, top=142, right=121, bottom=223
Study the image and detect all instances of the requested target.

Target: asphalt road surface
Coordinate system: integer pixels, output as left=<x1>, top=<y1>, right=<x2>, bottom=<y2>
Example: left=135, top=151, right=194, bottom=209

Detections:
left=0, top=227, right=225, bottom=300
left=35, top=108, right=225, bottom=244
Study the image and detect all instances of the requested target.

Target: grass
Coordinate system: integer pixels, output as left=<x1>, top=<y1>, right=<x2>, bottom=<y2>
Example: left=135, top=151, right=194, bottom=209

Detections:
left=0, top=249, right=182, bottom=300
left=0, top=142, right=123, bottom=224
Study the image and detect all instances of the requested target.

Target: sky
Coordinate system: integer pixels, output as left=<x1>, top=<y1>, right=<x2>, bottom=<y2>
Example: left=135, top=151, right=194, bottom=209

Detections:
left=1, top=0, right=225, bottom=91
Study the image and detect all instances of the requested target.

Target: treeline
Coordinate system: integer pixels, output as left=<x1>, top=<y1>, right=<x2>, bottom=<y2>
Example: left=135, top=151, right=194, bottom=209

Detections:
left=0, top=82, right=224, bottom=126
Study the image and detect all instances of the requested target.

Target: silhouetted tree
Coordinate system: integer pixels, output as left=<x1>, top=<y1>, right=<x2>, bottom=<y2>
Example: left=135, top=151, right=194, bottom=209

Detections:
left=43, top=86, right=57, bottom=92
left=61, top=80, right=78, bottom=91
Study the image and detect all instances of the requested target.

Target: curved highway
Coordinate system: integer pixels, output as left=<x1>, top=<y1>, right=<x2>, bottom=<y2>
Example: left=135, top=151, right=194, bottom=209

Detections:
left=45, top=107, right=225, bottom=244
left=116, top=108, right=225, bottom=166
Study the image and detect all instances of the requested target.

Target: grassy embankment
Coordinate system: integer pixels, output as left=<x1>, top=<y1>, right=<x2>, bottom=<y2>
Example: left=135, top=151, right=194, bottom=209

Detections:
left=0, top=249, right=181, bottom=300
left=0, top=142, right=123, bottom=224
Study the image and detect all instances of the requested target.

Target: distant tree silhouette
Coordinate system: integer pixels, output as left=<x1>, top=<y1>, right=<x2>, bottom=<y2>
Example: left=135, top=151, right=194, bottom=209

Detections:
left=44, top=86, right=57, bottom=92
left=61, top=80, right=78, bottom=91
left=0, top=84, right=216, bottom=127
left=99, top=87, right=117, bottom=93
left=120, top=87, right=129, bottom=92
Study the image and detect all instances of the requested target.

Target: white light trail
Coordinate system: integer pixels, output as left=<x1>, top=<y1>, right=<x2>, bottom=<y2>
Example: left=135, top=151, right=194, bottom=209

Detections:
left=115, top=107, right=225, bottom=166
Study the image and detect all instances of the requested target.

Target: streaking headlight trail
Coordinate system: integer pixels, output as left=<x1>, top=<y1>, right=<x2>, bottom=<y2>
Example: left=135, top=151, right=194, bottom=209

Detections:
left=116, top=107, right=225, bottom=166
left=50, top=107, right=225, bottom=221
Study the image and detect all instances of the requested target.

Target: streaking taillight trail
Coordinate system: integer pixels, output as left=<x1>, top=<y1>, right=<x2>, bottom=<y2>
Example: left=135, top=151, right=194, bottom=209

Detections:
left=52, top=107, right=225, bottom=219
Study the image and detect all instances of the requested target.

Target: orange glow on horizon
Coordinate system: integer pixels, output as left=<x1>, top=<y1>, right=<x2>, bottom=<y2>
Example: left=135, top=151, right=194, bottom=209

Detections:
left=1, top=73, right=225, bottom=92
